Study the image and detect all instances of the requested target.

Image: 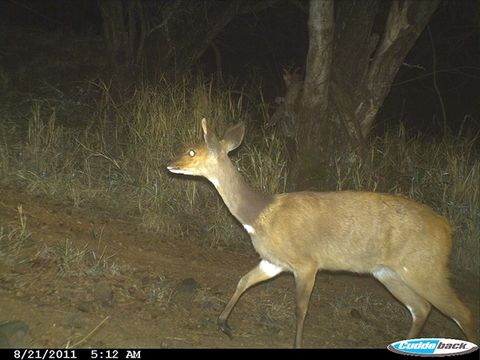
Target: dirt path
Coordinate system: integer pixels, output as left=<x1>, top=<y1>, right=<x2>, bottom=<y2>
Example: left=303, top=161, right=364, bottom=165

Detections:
left=0, top=189, right=477, bottom=348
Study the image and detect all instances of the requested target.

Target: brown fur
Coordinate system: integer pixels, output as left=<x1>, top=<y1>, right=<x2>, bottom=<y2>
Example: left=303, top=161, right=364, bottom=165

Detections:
left=168, top=119, right=476, bottom=347
left=253, top=191, right=450, bottom=273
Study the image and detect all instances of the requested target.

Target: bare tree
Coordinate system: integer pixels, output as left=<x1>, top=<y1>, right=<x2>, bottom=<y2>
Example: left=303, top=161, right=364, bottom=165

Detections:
left=97, top=0, right=145, bottom=68
left=271, top=0, right=440, bottom=186
left=97, top=0, right=280, bottom=73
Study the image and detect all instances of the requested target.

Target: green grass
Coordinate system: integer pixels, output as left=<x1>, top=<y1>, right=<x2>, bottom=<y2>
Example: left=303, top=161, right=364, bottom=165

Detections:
left=0, top=77, right=477, bottom=276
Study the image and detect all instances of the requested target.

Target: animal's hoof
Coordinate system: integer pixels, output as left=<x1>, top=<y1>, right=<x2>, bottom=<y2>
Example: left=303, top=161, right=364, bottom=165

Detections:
left=217, top=319, right=233, bottom=339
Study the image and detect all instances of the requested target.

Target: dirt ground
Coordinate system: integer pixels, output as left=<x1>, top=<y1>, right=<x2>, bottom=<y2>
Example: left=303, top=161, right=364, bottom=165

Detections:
left=0, top=188, right=477, bottom=349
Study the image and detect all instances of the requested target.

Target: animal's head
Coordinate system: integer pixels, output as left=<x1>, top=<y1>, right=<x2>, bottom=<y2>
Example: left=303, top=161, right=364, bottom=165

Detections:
left=167, top=118, right=245, bottom=181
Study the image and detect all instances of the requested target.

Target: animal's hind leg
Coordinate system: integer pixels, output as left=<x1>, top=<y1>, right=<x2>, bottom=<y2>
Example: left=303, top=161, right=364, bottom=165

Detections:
left=400, top=270, right=477, bottom=343
left=373, top=266, right=431, bottom=339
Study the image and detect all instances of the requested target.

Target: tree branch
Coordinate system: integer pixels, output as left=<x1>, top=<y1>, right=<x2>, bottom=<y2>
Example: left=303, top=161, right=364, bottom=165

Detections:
left=191, top=0, right=244, bottom=64
left=360, top=0, right=440, bottom=137
left=146, top=0, right=183, bottom=37
left=302, top=0, right=334, bottom=112
left=238, top=0, right=282, bottom=15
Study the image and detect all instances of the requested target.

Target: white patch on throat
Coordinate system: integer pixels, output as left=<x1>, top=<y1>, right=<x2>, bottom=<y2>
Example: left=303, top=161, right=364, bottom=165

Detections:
left=259, top=260, right=284, bottom=277
left=243, top=224, right=255, bottom=234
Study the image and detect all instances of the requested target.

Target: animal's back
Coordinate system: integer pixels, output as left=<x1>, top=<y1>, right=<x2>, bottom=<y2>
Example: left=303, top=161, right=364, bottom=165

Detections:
left=253, top=191, right=452, bottom=273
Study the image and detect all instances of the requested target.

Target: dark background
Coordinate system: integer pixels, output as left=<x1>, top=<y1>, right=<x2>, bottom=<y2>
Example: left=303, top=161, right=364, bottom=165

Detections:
left=1, top=0, right=479, bottom=135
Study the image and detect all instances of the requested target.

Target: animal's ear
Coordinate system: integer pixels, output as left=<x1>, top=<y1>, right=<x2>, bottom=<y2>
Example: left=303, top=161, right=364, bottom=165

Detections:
left=201, top=118, right=221, bottom=153
left=222, top=122, right=245, bottom=153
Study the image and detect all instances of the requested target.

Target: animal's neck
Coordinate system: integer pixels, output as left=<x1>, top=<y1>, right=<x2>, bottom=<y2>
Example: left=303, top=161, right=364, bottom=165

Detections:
left=208, top=159, right=272, bottom=226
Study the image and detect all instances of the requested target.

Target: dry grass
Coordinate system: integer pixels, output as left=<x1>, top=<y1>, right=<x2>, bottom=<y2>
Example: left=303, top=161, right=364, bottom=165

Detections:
left=0, top=209, right=121, bottom=277
left=34, top=232, right=120, bottom=278
left=0, top=205, right=31, bottom=266
left=329, top=124, right=479, bottom=275
left=0, top=77, right=477, bottom=276
left=144, top=276, right=175, bottom=307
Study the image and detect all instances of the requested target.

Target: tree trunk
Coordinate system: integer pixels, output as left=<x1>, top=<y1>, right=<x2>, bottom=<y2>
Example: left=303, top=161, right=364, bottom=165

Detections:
left=97, top=0, right=145, bottom=69
left=271, top=0, right=440, bottom=188
left=97, top=0, right=248, bottom=75
left=296, top=0, right=335, bottom=182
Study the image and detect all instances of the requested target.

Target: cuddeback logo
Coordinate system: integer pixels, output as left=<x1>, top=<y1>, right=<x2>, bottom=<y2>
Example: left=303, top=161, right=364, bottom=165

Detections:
left=388, top=338, right=478, bottom=356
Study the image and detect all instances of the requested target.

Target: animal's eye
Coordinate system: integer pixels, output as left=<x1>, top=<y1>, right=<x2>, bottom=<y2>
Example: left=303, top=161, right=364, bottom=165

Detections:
left=188, top=149, right=196, bottom=157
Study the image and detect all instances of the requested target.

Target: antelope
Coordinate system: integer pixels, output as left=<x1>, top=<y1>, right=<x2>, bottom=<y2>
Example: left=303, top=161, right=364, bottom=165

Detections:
left=167, top=118, right=476, bottom=348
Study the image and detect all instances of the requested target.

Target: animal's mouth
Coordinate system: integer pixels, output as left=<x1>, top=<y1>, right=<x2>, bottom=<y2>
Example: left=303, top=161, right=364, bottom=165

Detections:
left=167, top=166, right=191, bottom=175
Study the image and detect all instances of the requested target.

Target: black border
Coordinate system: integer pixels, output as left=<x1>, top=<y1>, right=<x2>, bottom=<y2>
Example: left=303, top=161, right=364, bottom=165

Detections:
left=3, top=348, right=479, bottom=360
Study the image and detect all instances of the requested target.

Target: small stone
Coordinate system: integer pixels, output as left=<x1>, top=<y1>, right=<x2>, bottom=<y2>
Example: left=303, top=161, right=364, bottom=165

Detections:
left=94, top=281, right=113, bottom=306
left=176, top=278, right=199, bottom=293
left=76, top=302, right=91, bottom=313
left=350, top=308, right=362, bottom=319
left=0, top=320, right=29, bottom=348
left=63, top=312, right=84, bottom=329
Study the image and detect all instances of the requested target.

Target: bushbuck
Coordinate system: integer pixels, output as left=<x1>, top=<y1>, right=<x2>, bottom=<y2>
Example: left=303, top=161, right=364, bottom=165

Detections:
left=167, top=118, right=476, bottom=348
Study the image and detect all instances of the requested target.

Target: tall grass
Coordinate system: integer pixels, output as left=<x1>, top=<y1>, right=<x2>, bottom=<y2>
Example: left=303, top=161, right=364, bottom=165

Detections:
left=0, top=205, right=31, bottom=266
left=0, top=78, right=477, bottom=275
left=330, top=125, right=479, bottom=275
left=0, top=76, right=287, bottom=250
